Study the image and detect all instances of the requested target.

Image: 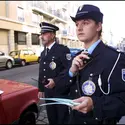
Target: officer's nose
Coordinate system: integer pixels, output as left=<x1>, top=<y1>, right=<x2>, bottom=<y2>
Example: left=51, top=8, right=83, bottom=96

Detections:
left=77, top=24, right=83, bottom=32
left=39, top=35, right=42, bottom=40
left=40, top=33, right=44, bottom=38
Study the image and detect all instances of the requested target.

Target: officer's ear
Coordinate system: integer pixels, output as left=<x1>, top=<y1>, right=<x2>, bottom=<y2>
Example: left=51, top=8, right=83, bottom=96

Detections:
left=96, top=22, right=102, bottom=32
left=51, top=32, right=56, bottom=39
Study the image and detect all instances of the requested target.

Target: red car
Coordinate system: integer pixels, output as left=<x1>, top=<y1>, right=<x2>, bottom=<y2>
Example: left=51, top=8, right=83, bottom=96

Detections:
left=0, top=79, right=39, bottom=124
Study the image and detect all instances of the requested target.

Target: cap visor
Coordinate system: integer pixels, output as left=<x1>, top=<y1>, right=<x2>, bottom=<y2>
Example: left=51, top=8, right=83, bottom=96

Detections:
left=70, top=16, right=76, bottom=22
left=70, top=15, right=87, bottom=22
left=40, top=31, right=53, bottom=34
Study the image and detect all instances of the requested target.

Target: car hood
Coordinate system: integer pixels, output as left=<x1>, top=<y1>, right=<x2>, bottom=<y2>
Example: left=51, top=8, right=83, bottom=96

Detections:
left=0, top=79, right=35, bottom=95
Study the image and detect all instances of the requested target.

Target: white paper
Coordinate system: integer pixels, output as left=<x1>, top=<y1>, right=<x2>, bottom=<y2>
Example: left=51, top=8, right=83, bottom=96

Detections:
left=39, top=98, right=80, bottom=107
left=0, top=90, right=4, bottom=94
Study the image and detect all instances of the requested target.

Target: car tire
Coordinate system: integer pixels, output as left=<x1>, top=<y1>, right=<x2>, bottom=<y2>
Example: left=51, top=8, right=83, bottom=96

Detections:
left=21, top=60, right=26, bottom=66
left=6, top=60, right=13, bottom=69
left=19, top=111, right=36, bottom=125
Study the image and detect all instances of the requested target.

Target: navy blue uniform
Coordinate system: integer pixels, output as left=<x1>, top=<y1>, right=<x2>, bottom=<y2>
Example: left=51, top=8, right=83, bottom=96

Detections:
left=38, top=42, right=71, bottom=124
left=57, top=41, right=125, bottom=124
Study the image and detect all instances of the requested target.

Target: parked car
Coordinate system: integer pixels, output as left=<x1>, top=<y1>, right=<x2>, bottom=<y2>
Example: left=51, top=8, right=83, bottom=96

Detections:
left=69, top=48, right=82, bottom=57
left=0, top=79, right=39, bottom=124
left=9, top=49, right=40, bottom=66
left=0, top=51, right=14, bottom=69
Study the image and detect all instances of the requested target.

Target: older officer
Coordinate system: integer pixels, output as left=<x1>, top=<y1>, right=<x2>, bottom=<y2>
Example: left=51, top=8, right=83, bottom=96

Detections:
left=56, top=4, right=125, bottom=124
left=38, top=22, right=71, bottom=124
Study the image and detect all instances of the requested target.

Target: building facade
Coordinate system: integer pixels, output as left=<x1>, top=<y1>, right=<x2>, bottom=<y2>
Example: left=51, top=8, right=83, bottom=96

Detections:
left=0, top=1, right=83, bottom=54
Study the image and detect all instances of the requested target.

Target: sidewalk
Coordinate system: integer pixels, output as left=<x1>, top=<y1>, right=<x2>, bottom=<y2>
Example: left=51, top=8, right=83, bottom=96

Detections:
left=36, top=100, right=49, bottom=124
left=36, top=109, right=49, bottom=124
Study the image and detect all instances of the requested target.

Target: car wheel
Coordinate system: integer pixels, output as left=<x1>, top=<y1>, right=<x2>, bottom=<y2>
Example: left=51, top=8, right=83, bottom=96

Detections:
left=19, top=111, right=36, bottom=125
left=6, top=60, right=13, bottom=69
left=21, top=60, right=26, bottom=66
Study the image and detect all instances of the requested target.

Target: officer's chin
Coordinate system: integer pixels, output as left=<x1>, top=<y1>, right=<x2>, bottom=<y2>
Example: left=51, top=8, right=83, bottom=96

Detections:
left=78, top=37, right=89, bottom=43
left=42, top=41, right=48, bottom=46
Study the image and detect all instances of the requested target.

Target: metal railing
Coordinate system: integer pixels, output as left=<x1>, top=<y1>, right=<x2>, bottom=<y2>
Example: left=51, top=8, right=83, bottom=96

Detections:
left=30, top=1, right=68, bottom=21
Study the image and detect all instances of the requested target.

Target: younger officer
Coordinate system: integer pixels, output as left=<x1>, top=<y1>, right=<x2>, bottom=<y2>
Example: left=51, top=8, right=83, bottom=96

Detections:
left=57, top=4, right=125, bottom=124
left=38, top=22, right=71, bottom=124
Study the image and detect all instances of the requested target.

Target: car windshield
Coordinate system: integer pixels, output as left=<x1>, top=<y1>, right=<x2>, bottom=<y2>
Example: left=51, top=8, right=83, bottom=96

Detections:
left=9, top=51, right=19, bottom=56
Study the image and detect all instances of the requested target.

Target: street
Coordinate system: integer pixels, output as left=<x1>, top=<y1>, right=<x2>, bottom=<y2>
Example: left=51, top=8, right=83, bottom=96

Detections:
left=0, top=63, right=125, bottom=124
left=0, top=63, right=39, bottom=86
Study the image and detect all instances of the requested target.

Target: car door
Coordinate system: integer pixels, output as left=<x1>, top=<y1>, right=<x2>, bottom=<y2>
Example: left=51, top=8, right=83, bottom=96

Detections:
left=28, top=50, right=38, bottom=62
left=0, top=51, right=6, bottom=67
left=20, top=50, right=30, bottom=63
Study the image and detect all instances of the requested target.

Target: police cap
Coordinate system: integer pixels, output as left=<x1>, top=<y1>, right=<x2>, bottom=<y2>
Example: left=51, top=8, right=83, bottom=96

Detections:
left=40, top=22, right=59, bottom=34
left=70, top=4, right=103, bottom=23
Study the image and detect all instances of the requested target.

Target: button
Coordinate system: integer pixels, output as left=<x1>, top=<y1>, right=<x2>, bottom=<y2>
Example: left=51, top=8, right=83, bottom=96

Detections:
left=75, top=89, right=78, bottom=93
left=44, top=76, right=46, bottom=78
left=95, top=117, right=98, bottom=120
left=69, top=80, right=72, bottom=83
left=43, top=69, right=46, bottom=71
left=44, top=62, right=46, bottom=64
left=90, top=73, right=93, bottom=77
left=84, top=122, right=87, bottom=124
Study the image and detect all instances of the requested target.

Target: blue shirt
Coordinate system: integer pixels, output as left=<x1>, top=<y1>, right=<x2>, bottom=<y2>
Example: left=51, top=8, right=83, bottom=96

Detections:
left=87, top=39, right=101, bottom=54
left=69, top=39, right=101, bottom=77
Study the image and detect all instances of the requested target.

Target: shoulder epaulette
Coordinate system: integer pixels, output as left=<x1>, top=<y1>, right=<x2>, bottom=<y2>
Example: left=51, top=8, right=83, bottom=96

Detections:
left=105, top=45, right=122, bottom=53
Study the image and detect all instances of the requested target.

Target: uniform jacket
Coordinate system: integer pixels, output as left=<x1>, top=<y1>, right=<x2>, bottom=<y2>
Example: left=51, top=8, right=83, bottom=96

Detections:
left=38, top=42, right=71, bottom=97
left=57, top=41, right=125, bottom=123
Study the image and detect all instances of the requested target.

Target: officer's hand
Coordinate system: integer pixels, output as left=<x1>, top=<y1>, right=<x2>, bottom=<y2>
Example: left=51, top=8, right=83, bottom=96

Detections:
left=72, top=96, right=93, bottom=114
left=70, top=53, right=90, bottom=74
left=38, top=92, right=45, bottom=98
left=44, top=78, right=55, bottom=89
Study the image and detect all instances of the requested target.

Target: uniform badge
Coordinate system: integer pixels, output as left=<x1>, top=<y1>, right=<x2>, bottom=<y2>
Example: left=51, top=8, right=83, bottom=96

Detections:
left=49, top=61, right=56, bottom=70
left=82, top=80, right=96, bottom=95
left=66, top=54, right=71, bottom=60
left=122, top=69, right=125, bottom=82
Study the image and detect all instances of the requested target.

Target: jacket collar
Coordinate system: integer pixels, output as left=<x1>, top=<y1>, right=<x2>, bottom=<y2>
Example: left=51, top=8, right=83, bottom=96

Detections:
left=91, top=41, right=106, bottom=58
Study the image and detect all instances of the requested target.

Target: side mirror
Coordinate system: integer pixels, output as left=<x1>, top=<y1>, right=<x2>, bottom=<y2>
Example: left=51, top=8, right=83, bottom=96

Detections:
left=0, top=52, right=5, bottom=56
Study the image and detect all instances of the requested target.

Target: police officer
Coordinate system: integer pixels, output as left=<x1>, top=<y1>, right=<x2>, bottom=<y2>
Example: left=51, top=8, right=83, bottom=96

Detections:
left=38, top=22, right=71, bottom=124
left=56, top=4, right=125, bottom=124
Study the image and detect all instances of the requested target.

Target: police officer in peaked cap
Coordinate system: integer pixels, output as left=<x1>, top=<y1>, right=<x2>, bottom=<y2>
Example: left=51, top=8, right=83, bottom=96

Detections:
left=55, top=4, right=125, bottom=124
left=38, top=22, right=72, bottom=124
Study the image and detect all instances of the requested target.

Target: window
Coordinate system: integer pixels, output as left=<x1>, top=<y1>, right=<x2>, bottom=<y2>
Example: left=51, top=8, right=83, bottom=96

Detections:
left=32, top=13, right=40, bottom=25
left=9, top=51, right=19, bottom=56
left=21, top=50, right=29, bottom=55
left=32, top=34, right=40, bottom=45
left=14, top=31, right=26, bottom=45
left=32, top=1, right=44, bottom=9
left=28, top=50, right=35, bottom=55
left=17, top=7, right=24, bottom=22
